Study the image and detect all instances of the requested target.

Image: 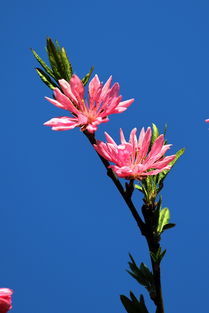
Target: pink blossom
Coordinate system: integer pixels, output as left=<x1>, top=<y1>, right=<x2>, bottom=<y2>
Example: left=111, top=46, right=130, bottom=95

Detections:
left=205, top=119, right=209, bottom=122
left=0, top=289, right=13, bottom=313
left=44, top=75, right=134, bottom=133
left=94, top=128, right=176, bottom=180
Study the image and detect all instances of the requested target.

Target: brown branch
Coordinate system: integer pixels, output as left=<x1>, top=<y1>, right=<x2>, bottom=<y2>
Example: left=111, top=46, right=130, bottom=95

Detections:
left=142, top=204, right=165, bottom=313
left=84, top=131, right=146, bottom=236
left=84, top=130, right=165, bottom=313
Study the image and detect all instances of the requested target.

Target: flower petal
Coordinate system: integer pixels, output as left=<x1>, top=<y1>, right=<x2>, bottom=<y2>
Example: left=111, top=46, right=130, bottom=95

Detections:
left=110, top=98, right=134, bottom=113
left=44, top=116, right=80, bottom=131
left=70, top=74, right=85, bottom=105
left=94, top=128, right=175, bottom=180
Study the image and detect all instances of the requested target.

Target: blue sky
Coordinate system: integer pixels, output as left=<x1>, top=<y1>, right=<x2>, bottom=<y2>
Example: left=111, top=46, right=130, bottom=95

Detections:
left=1, top=0, right=209, bottom=312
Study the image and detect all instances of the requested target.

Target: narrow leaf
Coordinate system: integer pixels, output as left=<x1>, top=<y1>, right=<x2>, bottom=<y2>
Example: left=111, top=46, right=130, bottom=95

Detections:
left=120, top=294, right=149, bottom=313
left=127, top=270, right=147, bottom=287
left=150, top=248, right=166, bottom=264
left=168, top=147, right=185, bottom=168
left=46, top=38, right=63, bottom=79
left=31, top=49, right=56, bottom=79
left=139, top=295, right=149, bottom=313
left=151, top=123, right=159, bottom=144
left=60, top=47, right=73, bottom=81
left=129, top=253, right=136, bottom=266
left=157, top=208, right=170, bottom=233
left=130, top=292, right=139, bottom=305
left=35, top=68, right=58, bottom=90
left=159, top=249, right=166, bottom=261
left=140, top=263, right=153, bottom=281
left=135, top=184, right=143, bottom=191
left=120, top=295, right=136, bottom=313
left=163, top=123, right=168, bottom=136
left=163, top=223, right=176, bottom=231
left=82, top=66, right=94, bottom=86
left=157, top=148, right=185, bottom=184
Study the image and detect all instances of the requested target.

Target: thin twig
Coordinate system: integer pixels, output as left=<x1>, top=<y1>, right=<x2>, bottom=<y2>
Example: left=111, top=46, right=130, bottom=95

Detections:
left=84, top=131, right=146, bottom=235
left=142, top=204, right=165, bottom=313
left=84, top=130, right=165, bottom=313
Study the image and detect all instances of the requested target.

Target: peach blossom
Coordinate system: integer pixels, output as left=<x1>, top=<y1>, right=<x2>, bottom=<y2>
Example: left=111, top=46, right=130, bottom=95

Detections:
left=44, top=75, right=134, bottom=133
left=94, top=128, right=176, bottom=180
left=0, top=289, right=13, bottom=313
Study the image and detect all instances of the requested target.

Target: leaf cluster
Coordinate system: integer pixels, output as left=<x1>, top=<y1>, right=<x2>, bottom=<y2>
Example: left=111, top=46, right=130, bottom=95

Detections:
left=127, top=254, right=156, bottom=300
left=31, top=38, right=93, bottom=90
left=120, top=293, right=149, bottom=313
left=135, top=124, right=185, bottom=204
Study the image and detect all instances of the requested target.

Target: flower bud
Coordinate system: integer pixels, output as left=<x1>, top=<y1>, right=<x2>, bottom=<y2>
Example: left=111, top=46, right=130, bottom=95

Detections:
left=0, top=289, right=13, bottom=313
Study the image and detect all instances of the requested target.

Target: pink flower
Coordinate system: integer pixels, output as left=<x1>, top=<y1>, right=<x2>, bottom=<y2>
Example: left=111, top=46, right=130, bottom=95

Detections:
left=44, top=75, right=134, bottom=133
left=205, top=119, right=209, bottom=122
left=0, top=289, right=13, bottom=313
left=94, top=128, right=176, bottom=180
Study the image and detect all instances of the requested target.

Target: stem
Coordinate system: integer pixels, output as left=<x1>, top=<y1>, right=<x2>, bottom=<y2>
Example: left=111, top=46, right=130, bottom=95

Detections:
left=84, top=131, right=165, bottom=313
left=84, top=131, right=146, bottom=235
left=147, top=240, right=164, bottom=313
left=142, top=205, right=165, bottom=313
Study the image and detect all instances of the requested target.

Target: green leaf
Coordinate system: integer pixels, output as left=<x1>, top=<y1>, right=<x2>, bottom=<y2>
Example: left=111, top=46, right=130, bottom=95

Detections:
left=140, top=263, right=153, bottom=282
left=130, top=292, right=140, bottom=307
left=151, top=123, right=159, bottom=144
left=120, top=294, right=149, bottom=313
left=31, top=49, right=56, bottom=79
left=162, top=223, right=176, bottom=231
left=120, top=295, right=136, bottom=313
left=150, top=248, right=166, bottom=264
left=160, top=249, right=166, bottom=261
left=134, top=184, right=143, bottom=192
left=46, top=38, right=64, bottom=79
left=168, top=147, right=185, bottom=168
left=157, top=207, right=170, bottom=233
left=139, top=295, right=149, bottom=313
left=157, top=148, right=185, bottom=185
left=127, top=254, right=155, bottom=298
left=60, top=47, right=73, bottom=81
left=35, top=68, right=58, bottom=90
left=82, top=66, right=94, bottom=86
left=163, top=123, right=168, bottom=136
left=127, top=270, right=147, bottom=287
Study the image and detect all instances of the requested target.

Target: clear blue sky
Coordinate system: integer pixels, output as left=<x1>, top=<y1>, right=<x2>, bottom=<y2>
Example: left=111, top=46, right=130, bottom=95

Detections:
left=1, top=0, right=209, bottom=312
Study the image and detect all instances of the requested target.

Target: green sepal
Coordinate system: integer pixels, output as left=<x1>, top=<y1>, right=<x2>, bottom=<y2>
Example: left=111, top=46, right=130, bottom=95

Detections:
left=151, top=123, right=159, bottom=145
left=82, top=66, right=94, bottom=86
left=141, top=176, right=157, bottom=204
left=120, top=293, right=149, bottom=313
left=35, top=68, right=58, bottom=90
left=150, top=248, right=166, bottom=264
left=157, top=207, right=170, bottom=233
